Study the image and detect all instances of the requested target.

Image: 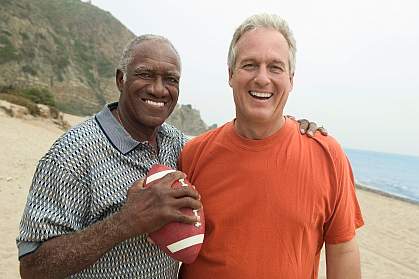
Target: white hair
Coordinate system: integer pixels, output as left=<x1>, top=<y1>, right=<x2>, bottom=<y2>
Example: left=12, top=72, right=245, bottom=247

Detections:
left=227, top=13, right=297, bottom=75
left=117, top=34, right=181, bottom=81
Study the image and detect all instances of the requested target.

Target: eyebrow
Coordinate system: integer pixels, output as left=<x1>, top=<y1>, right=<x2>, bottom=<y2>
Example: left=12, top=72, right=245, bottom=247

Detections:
left=270, top=59, right=287, bottom=67
left=134, top=66, right=153, bottom=72
left=238, top=58, right=287, bottom=66
left=133, top=67, right=180, bottom=78
left=165, top=71, right=180, bottom=77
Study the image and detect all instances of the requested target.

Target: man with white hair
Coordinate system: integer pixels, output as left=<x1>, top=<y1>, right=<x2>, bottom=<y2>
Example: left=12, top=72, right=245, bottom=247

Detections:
left=17, top=35, right=202, bottom=279
left=178, top=14, right=363, bottom=279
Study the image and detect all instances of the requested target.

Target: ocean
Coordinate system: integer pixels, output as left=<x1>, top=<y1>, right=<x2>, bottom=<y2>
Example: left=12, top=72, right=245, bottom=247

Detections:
left=345, top=148, right=419, bottom=203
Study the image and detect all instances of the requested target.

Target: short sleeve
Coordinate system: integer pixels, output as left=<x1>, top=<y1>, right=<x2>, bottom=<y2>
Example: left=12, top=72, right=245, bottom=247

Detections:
left=324, top=144, right=364, bottom=244
left=17, top=156, right=90, bottom=256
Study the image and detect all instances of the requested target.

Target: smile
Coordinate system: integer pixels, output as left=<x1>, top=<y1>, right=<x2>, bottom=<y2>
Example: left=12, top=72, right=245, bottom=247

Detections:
left=248, top=91, right=273, bottom=99
left=144, top=99, right=165, bottom=108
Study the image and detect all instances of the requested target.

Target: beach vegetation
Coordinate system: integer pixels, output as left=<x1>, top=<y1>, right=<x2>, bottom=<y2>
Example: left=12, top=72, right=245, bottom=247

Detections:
left=18, top=87, right=56, bottom=107
left=0, top=86, right=56, bottom=107
left=0, top=93, right=40, bottom=116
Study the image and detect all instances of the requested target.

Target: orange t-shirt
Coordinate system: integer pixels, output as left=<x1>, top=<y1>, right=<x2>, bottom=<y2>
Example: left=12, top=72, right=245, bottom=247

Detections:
left=178, top=119, right=364, bottom=279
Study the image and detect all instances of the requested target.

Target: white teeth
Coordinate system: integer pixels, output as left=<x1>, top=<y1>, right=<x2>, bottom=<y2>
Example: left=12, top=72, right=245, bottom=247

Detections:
left=145, top=100, right=165, bottom=107
left=249, top=91, right=273, bottom=98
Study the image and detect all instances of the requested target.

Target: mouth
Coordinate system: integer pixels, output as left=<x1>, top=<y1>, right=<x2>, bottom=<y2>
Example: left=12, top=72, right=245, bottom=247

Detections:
left=248, top=91, right=273, bottom=100
left=143, top=99, right=166, bottom=108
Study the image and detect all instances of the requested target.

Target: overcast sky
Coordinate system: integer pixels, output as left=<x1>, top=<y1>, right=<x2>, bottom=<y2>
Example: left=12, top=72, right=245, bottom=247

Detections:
left=90, top=0, right=419, bottom=156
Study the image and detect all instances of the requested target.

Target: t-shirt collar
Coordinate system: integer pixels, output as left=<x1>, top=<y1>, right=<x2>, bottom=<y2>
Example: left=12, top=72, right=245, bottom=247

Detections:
left=95, top=102, right=140, bottom=154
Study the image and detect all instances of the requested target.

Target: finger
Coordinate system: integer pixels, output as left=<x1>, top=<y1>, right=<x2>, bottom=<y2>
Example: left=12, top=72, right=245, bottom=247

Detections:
left=170, top=187, right=200, bottom=200
left=307, top=122, right=318, bottom=137
left=298, top=119, right=309, bottom=134
left=188, top=184, right=200, bottom=199
left=172, top=211, right=201, bottom=224
left=130, top=179, right=145, bottom=190
left=319, top=127, right=328, bottom=136
left=172, top=197, right=202, bottom=210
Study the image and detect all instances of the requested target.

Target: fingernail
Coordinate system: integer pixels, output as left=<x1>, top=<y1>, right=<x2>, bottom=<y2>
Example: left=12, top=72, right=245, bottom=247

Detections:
left=300, top=129, right=305, bottom=134
left=308, top=131, right=314, bottom=137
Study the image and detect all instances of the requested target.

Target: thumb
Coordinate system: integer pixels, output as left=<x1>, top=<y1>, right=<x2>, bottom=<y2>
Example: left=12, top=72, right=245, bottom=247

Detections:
left=132, top=179, right=145, bottom=190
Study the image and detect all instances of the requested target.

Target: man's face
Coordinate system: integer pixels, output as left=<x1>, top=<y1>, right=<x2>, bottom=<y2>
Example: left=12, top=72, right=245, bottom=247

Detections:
left=117, top=40, right=181, bottom=130
left=229, top=28, right=293, bottom=126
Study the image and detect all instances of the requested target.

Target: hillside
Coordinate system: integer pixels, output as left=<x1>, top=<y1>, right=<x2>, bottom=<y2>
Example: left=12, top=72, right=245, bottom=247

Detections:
left=0, top=0, right=213, bottom=134
left=0, top=0, right=134, bottom=115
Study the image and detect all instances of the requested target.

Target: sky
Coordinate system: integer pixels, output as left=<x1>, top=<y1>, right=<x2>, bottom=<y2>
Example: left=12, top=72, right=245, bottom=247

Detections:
left=90, top=0, right=419, bottom=156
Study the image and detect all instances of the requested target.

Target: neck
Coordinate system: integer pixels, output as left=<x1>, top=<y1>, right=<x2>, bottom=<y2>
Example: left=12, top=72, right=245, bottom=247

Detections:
left=234, top=116, right=285, bottom=140
left=113, top=108, right=159, bottom=148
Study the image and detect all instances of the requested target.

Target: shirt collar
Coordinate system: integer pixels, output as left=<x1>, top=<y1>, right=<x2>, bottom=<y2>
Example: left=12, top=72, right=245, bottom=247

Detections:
left=95, top=102, right=172, bottom=154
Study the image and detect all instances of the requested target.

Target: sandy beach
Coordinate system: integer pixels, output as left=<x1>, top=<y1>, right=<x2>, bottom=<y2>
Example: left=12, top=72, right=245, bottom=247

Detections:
left=1, top=114, right=418, bottom=278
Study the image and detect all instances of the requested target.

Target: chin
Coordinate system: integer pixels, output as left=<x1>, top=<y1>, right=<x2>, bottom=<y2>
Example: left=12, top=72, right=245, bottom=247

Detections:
left=148, top=120, right=166, bottom=129
left=244, top=111, right=276, bottom=122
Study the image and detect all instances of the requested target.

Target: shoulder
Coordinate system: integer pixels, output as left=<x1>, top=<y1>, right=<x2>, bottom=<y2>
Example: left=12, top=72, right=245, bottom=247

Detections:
left=160, top=122, right=189, bottom=148
left=42, top=117, right=103, bottom=166
left=182, top=123, right=228, bottom=154
left=312, top=132, right=347, bottom=162
left=287, top=118, right=347, bottom=164
left=288, top=119, right=345, bottom=155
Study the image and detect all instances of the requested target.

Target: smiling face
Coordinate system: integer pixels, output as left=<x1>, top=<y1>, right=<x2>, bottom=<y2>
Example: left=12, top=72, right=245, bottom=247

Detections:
left=229, top=27, right=293, bottom=134
left=116, top=39, right=181, bottom=134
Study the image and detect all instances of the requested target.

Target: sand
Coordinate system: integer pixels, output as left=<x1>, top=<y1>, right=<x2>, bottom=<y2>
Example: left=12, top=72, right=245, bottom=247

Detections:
left=1, top=114, right=418, bottom=278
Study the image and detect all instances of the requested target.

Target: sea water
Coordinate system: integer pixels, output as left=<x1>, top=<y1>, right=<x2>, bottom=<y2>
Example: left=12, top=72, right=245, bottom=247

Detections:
left=345, top=148, right=419, bottom=203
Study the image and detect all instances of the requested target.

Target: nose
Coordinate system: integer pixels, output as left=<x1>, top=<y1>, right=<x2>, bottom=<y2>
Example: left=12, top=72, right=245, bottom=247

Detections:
left=253, top=66, right=270, bottom=87
left=149, top=76, right=167, bottom=97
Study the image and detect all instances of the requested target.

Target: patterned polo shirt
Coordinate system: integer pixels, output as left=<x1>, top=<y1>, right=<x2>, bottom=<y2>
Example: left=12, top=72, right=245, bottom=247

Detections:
left=17, top=102, right=188, bottom=278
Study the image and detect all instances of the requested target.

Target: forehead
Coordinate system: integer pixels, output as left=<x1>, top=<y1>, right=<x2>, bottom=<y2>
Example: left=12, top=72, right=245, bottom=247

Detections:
left=129, top=40, right=181, bottom=73
left=235, top=28, right=289, bottom=62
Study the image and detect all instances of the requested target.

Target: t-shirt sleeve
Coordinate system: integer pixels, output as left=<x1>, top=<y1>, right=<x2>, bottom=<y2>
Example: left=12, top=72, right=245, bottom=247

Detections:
left=17, top=156, right=90, bottom=257
left=324, top=142, right=364, bottom=244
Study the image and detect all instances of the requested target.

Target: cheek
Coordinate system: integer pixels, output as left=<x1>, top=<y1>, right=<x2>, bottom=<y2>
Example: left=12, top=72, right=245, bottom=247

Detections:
left=169, top=88, right=179, bottom=102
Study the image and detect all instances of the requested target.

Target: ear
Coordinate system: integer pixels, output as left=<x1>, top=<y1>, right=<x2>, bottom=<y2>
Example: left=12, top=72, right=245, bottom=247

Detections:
left=228, top=68, right=233, bottom=88
left=116, top=69, right=124, bottom=93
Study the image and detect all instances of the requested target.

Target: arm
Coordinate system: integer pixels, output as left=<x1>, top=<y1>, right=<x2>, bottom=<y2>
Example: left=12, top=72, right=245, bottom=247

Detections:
left=20, top=172, right=201, bottom=279
left=20, top=211, right=129, bottom=279
left=325, top=237, right=361, bottom=279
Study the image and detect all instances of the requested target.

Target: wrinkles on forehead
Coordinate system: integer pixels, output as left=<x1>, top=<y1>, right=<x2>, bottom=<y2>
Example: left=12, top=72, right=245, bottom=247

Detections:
left=135, top=40, right=181, bottom=71
left=128, top=41, right=181, bottom=75
left=235, top=28, right=290, bottom=73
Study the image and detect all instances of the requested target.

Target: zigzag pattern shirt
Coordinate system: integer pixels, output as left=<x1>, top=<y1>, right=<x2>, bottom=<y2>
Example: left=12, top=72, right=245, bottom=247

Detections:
left=17, top=102, right=188, bottom=278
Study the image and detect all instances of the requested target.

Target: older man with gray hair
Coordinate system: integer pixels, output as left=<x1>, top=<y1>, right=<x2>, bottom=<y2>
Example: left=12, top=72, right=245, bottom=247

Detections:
left=17, top=34, right=202, bottom=279
left=178, top=14, right=363, bottom=279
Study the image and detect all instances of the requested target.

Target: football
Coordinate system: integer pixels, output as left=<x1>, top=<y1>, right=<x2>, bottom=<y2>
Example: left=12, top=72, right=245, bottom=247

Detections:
left=144, top=164, right=205, bottom=264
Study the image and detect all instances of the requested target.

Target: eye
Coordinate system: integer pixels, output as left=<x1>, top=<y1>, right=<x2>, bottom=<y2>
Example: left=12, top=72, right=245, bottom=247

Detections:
left=166, top=76, right=179, bottom=85
left=242, top=63, right=256, bottom=70
left=270, top=65, right=284, bottom=74
left=135, top=71, right=153, bottom=79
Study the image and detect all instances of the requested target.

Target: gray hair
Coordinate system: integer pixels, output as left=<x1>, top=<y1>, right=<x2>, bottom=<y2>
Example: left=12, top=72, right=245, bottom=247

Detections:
left=227, top=14, right=297, bottom=75
left=117, top=34, right=181, bottom=80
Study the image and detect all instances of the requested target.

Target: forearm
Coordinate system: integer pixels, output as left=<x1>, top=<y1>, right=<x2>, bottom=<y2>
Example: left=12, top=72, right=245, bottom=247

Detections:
left=20, top=212, right=133, bottom=279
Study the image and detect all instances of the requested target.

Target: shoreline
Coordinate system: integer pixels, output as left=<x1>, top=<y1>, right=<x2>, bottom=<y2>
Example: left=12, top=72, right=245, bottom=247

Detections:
left=356, top=183, right=419, bottom=206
